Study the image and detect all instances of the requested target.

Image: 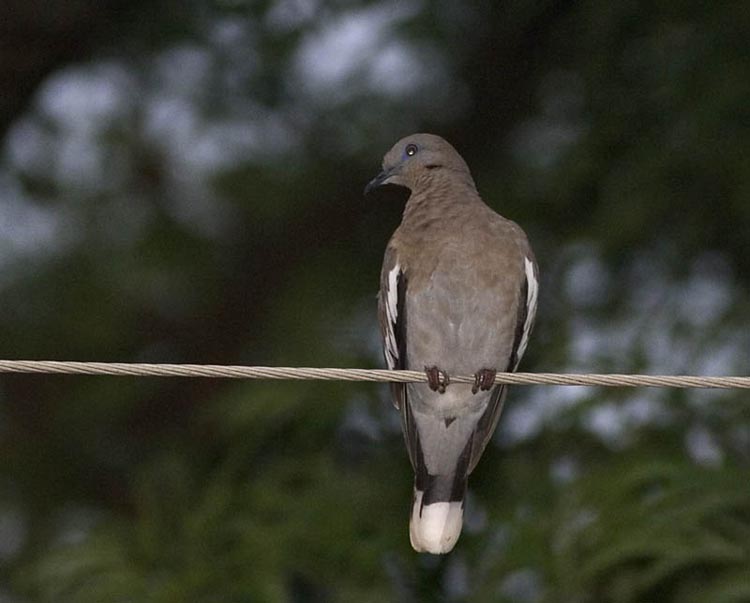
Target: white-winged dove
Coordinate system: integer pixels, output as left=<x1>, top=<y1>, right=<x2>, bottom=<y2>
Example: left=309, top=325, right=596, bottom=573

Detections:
left=366, top=133, right=538, bottom=554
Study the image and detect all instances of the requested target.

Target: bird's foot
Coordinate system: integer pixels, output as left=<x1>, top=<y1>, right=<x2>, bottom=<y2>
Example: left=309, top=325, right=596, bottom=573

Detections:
left=425, top=366, right=450, bottom=394
left=472, top=368, right=497, bottom=394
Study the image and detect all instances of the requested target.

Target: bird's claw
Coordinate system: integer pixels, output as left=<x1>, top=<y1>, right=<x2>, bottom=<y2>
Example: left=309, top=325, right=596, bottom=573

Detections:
left=472, top=368, right=497, bottom=394
left=425, top=366, right=450, bottom=394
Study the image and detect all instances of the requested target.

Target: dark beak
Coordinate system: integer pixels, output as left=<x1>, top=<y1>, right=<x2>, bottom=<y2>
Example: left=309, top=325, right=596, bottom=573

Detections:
left=364, top=168, right=392, bottom=195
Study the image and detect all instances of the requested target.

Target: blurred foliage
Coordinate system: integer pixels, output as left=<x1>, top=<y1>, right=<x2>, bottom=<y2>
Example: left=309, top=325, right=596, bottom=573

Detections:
left=0, top=0, right=749, bottom=601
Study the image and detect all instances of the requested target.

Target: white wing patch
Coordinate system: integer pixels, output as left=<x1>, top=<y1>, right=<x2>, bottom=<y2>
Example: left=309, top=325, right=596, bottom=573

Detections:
left=384, top=263, right=401, bottom=370
left=515, top=257, right=538, bottom=364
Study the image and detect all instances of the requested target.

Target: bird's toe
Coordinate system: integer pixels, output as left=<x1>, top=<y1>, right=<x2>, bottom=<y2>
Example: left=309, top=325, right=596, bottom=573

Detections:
left=472, top=368, right=497, bottom=394
left=425, top=366, right=450, bottom=393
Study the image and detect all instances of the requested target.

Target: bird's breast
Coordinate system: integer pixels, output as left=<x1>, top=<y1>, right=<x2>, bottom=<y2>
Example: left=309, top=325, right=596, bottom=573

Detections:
left=405, top=249, right=520, bottom=373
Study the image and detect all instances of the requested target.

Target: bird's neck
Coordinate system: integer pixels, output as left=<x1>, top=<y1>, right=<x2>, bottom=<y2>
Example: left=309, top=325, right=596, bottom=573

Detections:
left=401, top=173, right=483, bottom=228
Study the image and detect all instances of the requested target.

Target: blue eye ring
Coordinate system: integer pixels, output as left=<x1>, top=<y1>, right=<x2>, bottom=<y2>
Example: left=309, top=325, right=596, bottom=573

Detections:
left=405, top=143, right=418, bottom=157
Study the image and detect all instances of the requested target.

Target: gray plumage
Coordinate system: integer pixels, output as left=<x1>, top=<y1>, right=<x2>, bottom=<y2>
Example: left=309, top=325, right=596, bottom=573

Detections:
left=367, top=133, right=538, bottom=554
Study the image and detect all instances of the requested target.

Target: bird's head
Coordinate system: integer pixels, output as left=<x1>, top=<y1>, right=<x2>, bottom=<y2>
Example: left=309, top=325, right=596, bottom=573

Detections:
left=364, top=133, right=474, bottom=195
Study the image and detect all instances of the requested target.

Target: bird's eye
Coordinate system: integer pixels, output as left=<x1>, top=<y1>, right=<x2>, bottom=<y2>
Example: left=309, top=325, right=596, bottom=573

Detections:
left=405, top=144, right=418, bottom=157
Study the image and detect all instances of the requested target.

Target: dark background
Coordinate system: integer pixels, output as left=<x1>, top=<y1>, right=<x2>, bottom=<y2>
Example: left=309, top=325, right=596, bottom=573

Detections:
left=0, top=1, right=749, bottom=601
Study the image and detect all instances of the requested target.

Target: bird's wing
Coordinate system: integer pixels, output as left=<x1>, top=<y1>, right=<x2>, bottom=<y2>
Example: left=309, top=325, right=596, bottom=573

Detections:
left=379, top=246, right=421, bottom=470
left=509, top=255, right=539, bottom=371
left=378, top=245, right=407, bottom=403
left=469, top=253, right=539, bottom=473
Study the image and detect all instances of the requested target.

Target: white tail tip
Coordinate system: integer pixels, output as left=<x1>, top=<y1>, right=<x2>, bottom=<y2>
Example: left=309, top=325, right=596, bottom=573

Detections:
left=409, top=490, right=464, bottom=554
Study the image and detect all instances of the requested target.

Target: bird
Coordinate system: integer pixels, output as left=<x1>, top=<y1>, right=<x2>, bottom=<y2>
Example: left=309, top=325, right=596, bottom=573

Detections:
left=365, top=133, right=538, bottom=554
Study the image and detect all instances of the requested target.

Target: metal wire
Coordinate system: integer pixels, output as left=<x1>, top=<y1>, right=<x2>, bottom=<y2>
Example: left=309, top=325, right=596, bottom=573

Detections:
left=0, top=360, right=749, bottom=388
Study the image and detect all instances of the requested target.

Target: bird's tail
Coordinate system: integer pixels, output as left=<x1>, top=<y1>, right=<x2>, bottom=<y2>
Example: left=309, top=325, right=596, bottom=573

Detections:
left=409, top=475, right=466, bottom=554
